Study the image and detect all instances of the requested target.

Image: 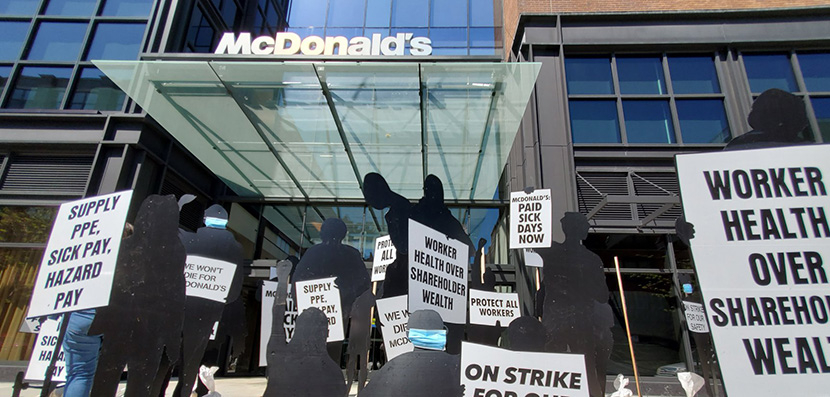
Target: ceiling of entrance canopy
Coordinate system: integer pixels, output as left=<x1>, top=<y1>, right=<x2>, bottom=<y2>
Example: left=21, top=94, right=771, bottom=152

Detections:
left=94, top=61, right=540, bottom=201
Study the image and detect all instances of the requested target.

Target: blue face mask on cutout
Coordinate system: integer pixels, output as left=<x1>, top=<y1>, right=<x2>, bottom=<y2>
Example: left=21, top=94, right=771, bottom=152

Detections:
left=408, top=328, right=447, bottom=351
left=682, top=283, right=694, bottom=294
left=204, top=216, right=228, bottom=229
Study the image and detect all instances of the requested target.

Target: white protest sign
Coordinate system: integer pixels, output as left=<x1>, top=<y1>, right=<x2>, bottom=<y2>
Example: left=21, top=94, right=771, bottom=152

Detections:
left=25, top=318, right=66, bottom=382
left=295, top=277, right=344, bottom=342
left=259, top=281, right=297, bottom=366
left=375, top=295, right=413, bottom=361
left=28, top=190, right=133, bottom=318
left=183, top=255, right=236, bottom=303
left=676, top=145, right=830, bottom=396
left=408, top=220, right=469, bottom=324
left=460, top=341, right=589, bottom=397
left=210, top=321, right=218, bottom=340
left=510, top=189, right=552, bottom=248
left=523, top=249, right=543, bottom=268
left=469, top=290, right=521, bottom=326
left=372, top=235, right=396, bottom=282
left=19, top=318, right=42, bottom=334
left=682, top=301, right=709, bottom=334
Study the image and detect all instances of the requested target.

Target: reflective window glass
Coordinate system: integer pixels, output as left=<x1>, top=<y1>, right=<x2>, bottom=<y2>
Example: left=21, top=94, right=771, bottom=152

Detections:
left=798, top=53, right=830, bottom=92
left=186, top=7, right=216, bottom=53
left=569, top=100, right=621, bottom=143
left=288, top=0, right=325, bottom=27
left=325, top=27, right=363, bottom=38
left=431, top=0, right=465, bottom=27
left=0, top=22, right=29, bottom=62
left=668, top=55, right=720, bottom=94
left=0, top=67, right=11, bottom=89
left=392, top=0, right=427, bottom=27
left=44, top=0, right=96, bottom=16
left=470, top=0, right=494, bottom=26
left=86, top=23, right=145, bottom=60
left=0, top=206, right=58, bottom=243
left=743, top=53, right=798, bottom=93
left=565, top=57, right=614, bottom=95
left=431, top=47, right=466, bottom=56
left=812, top=97, right=830, bottom=142
left=7, top=66, right=72, bottom=109
left=676, top=99, right=731, bottom=144
left=0, top=247, right=47, bottom=360
left=219, top=0, right=238, bottom=28
left=26, top=22, right=88, bottom=61
left=69, top=67, right=126, bottom=110
left=430, top=28, right=466, bottom=47
left=0, top=0, right=40, bottom=15
left=623, top=100, right=675, bottom=143
left=101, top=0, right=153, bottom=16
left=469, top=47, right=495, bottom=56
left=617, top=57, right=666, bottom=94
left=365, top=0, right=391, bottom=27
left=328, top=0, right=365, bottom=27
left=469, top=27, right=497, bottom=48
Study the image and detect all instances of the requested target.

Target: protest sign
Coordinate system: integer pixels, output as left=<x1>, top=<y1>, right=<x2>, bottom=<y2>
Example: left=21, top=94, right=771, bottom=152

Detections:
left=294, top=277, right=344, bottom=342
left=27, top=190, right=133, bottom=318
left=184, top=256, right=237, bottom=303
left=469, top=290, right=520, bottom=327
left=25, top=318, right=66, bottom=382
left=19, top=318, right=42, bottom=334
left=372, top=235, right=396, bottom=282
left=408, top=220, right=469, bottom=324
left=375, top=295, right=413, bottom=360
left=682, top=301, right=709, bottom=334
left=676, top=145, right=830, bottom=395
left=523, top=249, right=543, bottom=268
left=510, top=189, right=552, bottom=248
left=460, top=341, right=588, bottom=397
left=259, top=281, right=296, bottom=366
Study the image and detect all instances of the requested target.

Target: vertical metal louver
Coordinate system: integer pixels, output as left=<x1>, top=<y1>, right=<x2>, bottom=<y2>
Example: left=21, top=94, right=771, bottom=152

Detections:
left=0, top=155, right=93, bottom=194
left=576, top=171, right=682, bottom=226
left=631, top=172, right=683, bottom=222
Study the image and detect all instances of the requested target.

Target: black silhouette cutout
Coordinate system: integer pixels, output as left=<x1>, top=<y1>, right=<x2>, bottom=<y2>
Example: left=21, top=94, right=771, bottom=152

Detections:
left=89, top=195, right=186, bottom=397
left=467, top=240, right=503, bottom=347
left=360, top=310, right=463, bottom=397
left=264, top=260, right=347, bottom=397
left=538, top=212, right=612, bottom=397
left=292, top=217, right=371, bottom=363
left=172, top=204, right=244, bottom=397
left=725, top=88, right=810, bottom=151
left=504, top=316, right=546, bottom=352
left=679, top=276, right=719, bottom=397
left=345, top=289, right=376, bottom=393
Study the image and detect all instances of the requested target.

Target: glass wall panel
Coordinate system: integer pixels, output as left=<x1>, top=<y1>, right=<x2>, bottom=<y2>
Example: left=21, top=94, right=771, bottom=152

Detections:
left=470, top=0, right=495, bottom=26
left=668, top=56, right=720, bottom=94
left=569, top=100, right=621, bottom=143
left=743, top=53, right=797, bottom=93
left=69, top=67, right=126, bottom=110
left=0, top=206, right=57, bottom=243
left=391, top=0, right=427, bottom=27
left=431, top=0, right=466, bottom=27
left=0, top=67, right=11, bottom=90
left=328, top=0, right=365, bottom=27
left=288, top=0, right=326, bottom=27
left=44, top=0, right=97, bottom=16
left=812, top=97, right=830, bottom=142
left=469, top=27, right=496, bottom=48
left=101, top=0, right=154, bottom=17
left=0, top=247, right=45, bottom=360
left=676, top=99, right=731, bottom=144
left=623, top=100, right=675, bottom=143
left=86, top=23, right=145, bottom=61
left=365, top=0, right=391, bottom=27
left=617, top=57, right=666, bottom=95
left=0, top=22, right=29, bottom=62
left=185, top=7, right=216, bottom=53
left=430, top=28, right=466, bottom=47
left=7, top=66, right=72, bottom=109
left=26, top=22, right=88, bottom=62
left=565, top=57, right=614, bottom=95
left=798, top=53, right=830, bottom=92
left=0, top=0, right=40, bottom=15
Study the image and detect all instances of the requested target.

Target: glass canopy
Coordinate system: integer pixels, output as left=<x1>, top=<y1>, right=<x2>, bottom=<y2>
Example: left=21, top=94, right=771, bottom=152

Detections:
left=94, top=61, right=540, bottom=201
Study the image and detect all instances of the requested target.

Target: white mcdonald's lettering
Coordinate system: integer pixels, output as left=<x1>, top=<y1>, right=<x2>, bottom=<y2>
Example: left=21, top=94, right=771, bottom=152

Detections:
left=215, top=32, right=433, bottom=56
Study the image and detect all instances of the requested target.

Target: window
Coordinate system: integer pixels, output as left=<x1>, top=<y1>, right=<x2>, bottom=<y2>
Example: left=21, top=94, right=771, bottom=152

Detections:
left=0, top=0, right=40, bottom=15
left=392, top=0, right=427, bottom=27
left=101, top=0, right=154, bottom=17
left=26, top=22, right=89, bottom=62
left=565, top=54, right=730, bottom=144
left=0, top=67, right=12, bottom=89
left=288, top=0, right=326, bottom=27
left=44, top=0, right=97, bottom=16
left=0, top=22, right=29, bottom=62
left=7, top=66, right=72, bottom=109
left=185, top=7, right=217, bottom=53
left=470, top=0, right=495, bottom=26
left=365, top=0, right=391, bottom=27
left=742, top=53, right=797, bottom=93
left=814, top=98, right=830, bottom=142
left=431, top=0, right=466, bottom=27
left=86, top=23, right=145, bottom=60
left=328, top=0, right=365, bottom=27
left=68, top=67, right=126, bottom=110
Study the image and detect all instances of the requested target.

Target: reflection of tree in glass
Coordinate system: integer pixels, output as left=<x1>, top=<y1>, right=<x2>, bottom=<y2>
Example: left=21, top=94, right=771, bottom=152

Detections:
left=0, top=206, right=57, bottom=244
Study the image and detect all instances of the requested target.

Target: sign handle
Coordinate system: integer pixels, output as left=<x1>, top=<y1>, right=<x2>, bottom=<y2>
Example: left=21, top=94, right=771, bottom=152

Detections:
left=534, top=268, right=541, bottom=291
left=41, top=314, right=69, bottom=397
left=614, top=256, right=642, bottom=397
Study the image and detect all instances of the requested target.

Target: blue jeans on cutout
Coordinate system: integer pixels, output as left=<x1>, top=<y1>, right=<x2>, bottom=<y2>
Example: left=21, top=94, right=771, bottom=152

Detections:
left=63, top=309, right=102, bottom=397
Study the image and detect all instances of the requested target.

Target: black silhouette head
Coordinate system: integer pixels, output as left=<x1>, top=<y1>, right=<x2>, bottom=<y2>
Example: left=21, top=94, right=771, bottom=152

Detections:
left=320, top=218, right=347, bottom=243
left=561, top=212, right=590, bottom=241
left=292, top=307, right=330, bottom=353
left=363, top=172, right=392, bottom=209
left=747, top=88, right=808, bottom=141
left=482, top=269, right=496, bottom=291
left=409, top=309, right=444, bottom=331
left=204, top=204, right=228, bottom=221
left=423, top=175, right=444, bottom=204
left=506, top=316, right=546, bottom=352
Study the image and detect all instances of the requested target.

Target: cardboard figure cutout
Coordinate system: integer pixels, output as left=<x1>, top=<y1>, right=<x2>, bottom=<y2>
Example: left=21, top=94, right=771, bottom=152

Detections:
left=538, top=212, right=612, bottom=397
left=345, top=289, right=376, bottom=393
left=292, top=217, right=371, bottom=362
left=725, top=88, right=810, bottom=151
left=505, top=316, right=546, bottom=352
left=363, top=173, right=413, bottom=299
left=172, top=204, right=244, bottom=397
left=360, top=310, right=464, bottom=397
left=264, top=260, right=348, bottom=397
left=679, top=275, right=718, bottom=397
left=467, top=240, right=503, bottom=347
left=89, top=195, right=186, bottom=397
